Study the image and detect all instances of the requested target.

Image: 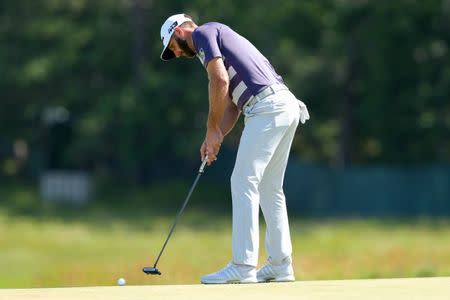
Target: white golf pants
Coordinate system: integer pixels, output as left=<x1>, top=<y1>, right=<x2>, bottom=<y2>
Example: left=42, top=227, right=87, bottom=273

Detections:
left=231, top=86, right=309, bottom=267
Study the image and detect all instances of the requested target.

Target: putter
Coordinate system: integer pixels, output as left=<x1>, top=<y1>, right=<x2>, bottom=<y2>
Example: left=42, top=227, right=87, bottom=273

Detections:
left=143, top=156, right=209, bottom=276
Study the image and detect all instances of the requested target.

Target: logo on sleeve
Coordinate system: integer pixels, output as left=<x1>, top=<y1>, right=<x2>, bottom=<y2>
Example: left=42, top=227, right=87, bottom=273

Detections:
left=197, top=48, right=206, bottom=65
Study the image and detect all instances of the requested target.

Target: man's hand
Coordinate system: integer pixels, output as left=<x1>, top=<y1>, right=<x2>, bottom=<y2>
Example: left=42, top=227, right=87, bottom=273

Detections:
left=200, top=127, right=223, bottom=165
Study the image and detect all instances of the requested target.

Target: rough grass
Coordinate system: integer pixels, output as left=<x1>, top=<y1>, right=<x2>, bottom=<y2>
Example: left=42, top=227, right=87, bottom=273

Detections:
left=0, top=183, right=449, bottom=288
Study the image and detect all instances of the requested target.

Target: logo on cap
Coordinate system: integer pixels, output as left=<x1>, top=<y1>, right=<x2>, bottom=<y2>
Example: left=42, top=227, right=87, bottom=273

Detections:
left=168, top=21, right=178, bottom=34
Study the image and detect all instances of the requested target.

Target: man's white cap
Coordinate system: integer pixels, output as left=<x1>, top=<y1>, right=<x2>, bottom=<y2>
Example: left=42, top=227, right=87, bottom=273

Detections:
left=160, top=13, right=193, bottom=61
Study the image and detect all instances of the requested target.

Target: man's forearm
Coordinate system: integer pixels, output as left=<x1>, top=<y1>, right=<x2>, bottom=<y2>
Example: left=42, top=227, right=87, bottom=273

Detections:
left=207, top=77, right=229, bottom=132
left=220, top=101, right=240, bottom=136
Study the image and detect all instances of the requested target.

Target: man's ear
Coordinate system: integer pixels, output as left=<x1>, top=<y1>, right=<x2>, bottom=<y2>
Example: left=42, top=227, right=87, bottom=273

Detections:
left=174, top=27, right=183, bottom=37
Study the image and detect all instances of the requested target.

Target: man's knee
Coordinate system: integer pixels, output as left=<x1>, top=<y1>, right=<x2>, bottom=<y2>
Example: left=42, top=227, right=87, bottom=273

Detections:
left=231, top=168, right=260, bottom=193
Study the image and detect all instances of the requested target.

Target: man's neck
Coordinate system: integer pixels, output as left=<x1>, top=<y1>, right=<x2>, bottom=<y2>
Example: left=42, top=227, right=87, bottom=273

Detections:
left=186, top=27, right=197, bottom=54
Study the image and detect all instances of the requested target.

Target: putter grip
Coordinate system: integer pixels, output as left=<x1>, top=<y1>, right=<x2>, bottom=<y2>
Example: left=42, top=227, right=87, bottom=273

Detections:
left=199, top=156, right=208, bottom=173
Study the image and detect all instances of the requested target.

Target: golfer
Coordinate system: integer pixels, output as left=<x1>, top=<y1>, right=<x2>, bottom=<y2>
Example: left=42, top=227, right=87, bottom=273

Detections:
left=159, top=13, right=309, bottom=284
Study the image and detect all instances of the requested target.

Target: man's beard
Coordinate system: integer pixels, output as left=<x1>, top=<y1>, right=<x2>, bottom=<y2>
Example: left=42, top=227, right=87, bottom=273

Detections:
left=175, top=36, right=196, bottom=58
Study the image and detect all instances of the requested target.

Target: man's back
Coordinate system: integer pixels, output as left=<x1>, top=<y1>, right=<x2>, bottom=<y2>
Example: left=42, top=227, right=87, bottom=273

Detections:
left=193, top=22, right=284, bottom=108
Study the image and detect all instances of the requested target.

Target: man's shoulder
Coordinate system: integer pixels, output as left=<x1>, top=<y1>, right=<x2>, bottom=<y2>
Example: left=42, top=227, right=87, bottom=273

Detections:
left=194, top=22, right=228, bottom=36
left=199, top=22, right=226, bottom=29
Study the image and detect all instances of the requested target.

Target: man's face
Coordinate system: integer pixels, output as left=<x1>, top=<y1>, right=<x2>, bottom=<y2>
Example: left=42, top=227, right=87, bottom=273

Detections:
left=168, top=34, right=196, bottom=58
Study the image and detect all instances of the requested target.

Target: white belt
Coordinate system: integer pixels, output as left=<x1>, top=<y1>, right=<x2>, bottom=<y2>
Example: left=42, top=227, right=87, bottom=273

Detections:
left=242, top=84, right=289, bottom=110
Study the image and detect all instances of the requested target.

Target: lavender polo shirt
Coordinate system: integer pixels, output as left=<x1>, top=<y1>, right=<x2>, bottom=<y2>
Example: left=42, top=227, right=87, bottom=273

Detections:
left=192, top=22, right=284, bottom=109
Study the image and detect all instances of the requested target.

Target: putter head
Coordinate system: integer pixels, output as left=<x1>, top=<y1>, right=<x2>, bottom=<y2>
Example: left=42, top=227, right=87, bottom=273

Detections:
left=143, top=267, right=161, bottom=275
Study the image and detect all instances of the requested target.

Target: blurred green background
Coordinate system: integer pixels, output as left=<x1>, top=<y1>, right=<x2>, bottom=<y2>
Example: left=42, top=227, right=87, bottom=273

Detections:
left=0, top=0, right=449, bottom=288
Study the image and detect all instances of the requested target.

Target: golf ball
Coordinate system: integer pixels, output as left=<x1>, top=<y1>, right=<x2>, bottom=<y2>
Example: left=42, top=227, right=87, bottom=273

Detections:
left=117, top=278, right=126, bottom=286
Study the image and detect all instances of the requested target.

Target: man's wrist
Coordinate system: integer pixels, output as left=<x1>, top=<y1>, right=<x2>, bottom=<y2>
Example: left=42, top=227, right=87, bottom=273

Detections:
left=207, top=121, right=221, bottom=132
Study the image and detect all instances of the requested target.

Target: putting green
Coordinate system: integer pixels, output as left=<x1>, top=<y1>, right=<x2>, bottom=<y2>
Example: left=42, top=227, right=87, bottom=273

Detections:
left=1, top=277, right=449, bottom=300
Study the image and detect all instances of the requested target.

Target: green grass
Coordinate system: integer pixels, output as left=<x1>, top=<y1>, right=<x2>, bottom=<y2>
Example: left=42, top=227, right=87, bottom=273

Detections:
left=0, top=183, right=450, bottom=288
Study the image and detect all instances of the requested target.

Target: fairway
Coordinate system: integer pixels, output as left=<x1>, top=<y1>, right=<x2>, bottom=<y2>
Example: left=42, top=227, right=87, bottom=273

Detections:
left=1, top=277, right=449, bottom=300
left=2, top=184, right=450, bottom=288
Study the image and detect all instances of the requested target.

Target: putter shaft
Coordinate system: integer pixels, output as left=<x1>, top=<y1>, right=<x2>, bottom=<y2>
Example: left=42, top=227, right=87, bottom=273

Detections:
left=144, top=157, right=208, bottom=274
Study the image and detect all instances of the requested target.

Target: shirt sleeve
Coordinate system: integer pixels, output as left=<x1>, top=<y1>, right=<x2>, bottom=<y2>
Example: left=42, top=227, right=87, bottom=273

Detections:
left=193, top=27, right=222, bottom=68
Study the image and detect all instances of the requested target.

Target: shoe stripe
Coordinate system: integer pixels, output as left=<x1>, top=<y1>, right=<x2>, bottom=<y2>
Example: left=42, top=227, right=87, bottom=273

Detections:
left=202, top=264, right=258, bottom=283
left=224, top=268, right=231, bottom=280
left=229, top=267, right=234, bottom=279
left=259, top=264, right=275, bottom=277
left=257, top=263, right=295, bottom=282
left=231, top=267, right=239, bottom=279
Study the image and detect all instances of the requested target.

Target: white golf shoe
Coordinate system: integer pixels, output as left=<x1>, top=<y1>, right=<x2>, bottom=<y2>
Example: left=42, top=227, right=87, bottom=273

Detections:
left=256, top=259, right=295, bottom=282
left=201, top=262, right=257, bottom=284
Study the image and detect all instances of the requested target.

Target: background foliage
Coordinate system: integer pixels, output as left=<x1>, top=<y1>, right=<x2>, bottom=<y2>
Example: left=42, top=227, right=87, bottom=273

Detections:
left=1, top=0, right=449, bottom=182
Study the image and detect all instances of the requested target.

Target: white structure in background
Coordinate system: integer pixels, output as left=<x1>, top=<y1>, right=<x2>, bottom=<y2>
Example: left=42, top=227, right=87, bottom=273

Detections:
left=39, top=107, right=93, bottom=204
left=40, top=171, right=92, bottom=204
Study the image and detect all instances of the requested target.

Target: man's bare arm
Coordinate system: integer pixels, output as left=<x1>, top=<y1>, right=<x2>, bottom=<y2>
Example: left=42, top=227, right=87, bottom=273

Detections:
left=206, top=57, right=229, bottom=132
left=207, top=57, right=239, bottom=136
left=220, top=101, right=240, bottom=136
left=200, top=57, right=230, bottom=163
